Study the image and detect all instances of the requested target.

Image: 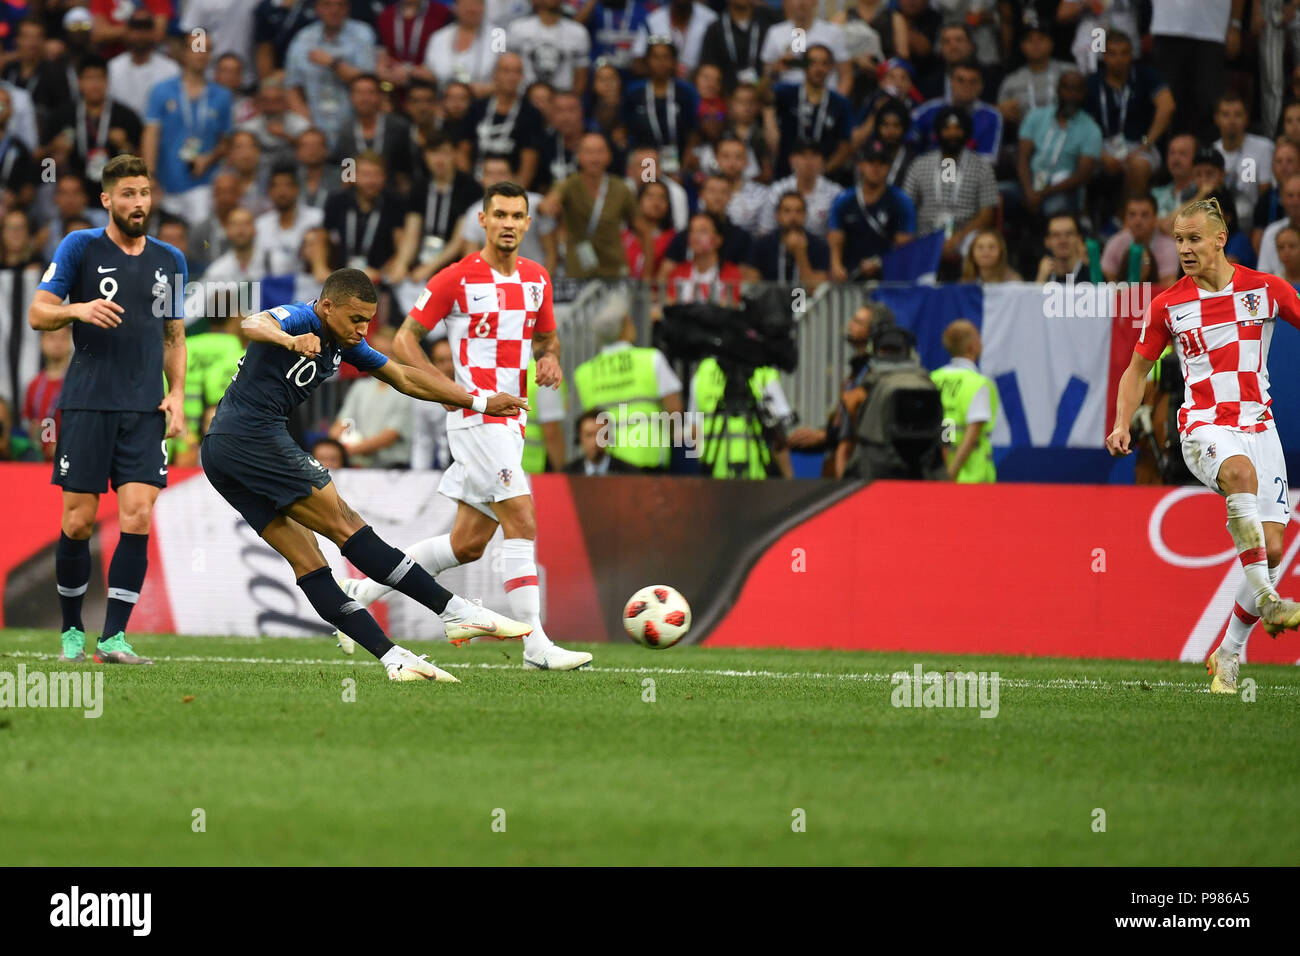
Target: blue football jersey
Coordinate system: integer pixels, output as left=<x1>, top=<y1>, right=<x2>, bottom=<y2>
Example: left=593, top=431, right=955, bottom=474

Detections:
left=39, top=228, right=188, bottom=412
left=207, top=301, right=388, bottom=436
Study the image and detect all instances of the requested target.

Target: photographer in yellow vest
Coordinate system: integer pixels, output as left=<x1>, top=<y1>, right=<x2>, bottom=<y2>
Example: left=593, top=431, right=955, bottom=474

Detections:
left=572, top=296, right=684, bottom=471
left=931, top=319, right=999, bottom=483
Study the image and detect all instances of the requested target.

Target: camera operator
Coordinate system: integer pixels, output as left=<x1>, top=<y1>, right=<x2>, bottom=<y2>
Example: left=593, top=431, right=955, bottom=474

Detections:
left=689, top=356, right=794, bottom=478
left=835, top=320, right=945, bottom=481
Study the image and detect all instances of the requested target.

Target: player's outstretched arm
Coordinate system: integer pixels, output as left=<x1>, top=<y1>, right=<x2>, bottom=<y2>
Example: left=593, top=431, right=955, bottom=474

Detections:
left=1106, top=352, right=1156, bottom=456
left=28, top=290, right=124, bottom=330
left=371, top=359, right=530, bottom=417
left=241, top=312, right=320, bottom=356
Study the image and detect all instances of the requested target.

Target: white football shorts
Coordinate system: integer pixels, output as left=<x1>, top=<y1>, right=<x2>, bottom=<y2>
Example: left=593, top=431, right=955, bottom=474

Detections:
left=438, top=423, right=531, bottom=518
left=1181, top=423, right=1291, bottom=525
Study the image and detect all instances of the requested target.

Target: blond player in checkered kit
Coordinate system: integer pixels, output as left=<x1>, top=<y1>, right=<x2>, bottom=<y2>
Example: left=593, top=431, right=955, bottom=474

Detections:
left=337, top=179, right=592, bottom=671
left=1109, top=197, right=1300, bottom=693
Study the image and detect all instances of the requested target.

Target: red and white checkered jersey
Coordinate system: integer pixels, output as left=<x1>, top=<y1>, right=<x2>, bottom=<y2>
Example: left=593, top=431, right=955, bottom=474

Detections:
left=1135, top=265, right=1300, bottom=436
left=408, top=253, right=555, bottom=435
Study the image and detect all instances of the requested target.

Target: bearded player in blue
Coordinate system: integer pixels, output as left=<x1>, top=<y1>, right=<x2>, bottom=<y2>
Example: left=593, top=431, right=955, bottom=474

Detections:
left=201, top=268, right=533, bottom=682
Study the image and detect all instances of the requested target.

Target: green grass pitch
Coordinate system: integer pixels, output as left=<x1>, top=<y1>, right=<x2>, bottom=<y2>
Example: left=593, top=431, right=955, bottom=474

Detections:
left=1, top=629, right=1298, bottom=866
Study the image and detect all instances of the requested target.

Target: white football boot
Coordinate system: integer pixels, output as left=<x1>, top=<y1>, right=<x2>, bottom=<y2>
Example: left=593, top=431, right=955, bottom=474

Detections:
left=1207, top=645, right=1240, bottom=695
left=523, top=644, right=593, bottom=671
left=441, top=599, right=533, bottom=647
left=384, top=646, right=460, bottom=683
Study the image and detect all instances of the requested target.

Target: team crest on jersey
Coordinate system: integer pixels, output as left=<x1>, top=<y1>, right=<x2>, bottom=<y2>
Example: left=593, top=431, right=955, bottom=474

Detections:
left=1207, top=443, right=1216, bottom=460
left=151, top=268, right=169, bottom=299
left=59, top=455, right=69, bottom=476
left=528, top=284, right=542, bottom=310
left=1242, top=293, right=1261, bottom=317
left=498, top=467, right=512, bottom=486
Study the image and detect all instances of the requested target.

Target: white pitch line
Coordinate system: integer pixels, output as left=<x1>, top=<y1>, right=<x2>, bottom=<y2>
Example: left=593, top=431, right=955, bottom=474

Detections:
left=1, top=649, right=1297, bottom=695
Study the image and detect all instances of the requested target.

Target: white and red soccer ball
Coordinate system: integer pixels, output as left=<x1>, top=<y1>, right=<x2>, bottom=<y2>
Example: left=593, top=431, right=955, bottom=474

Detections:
left=622, top=585, right=692, bottom=649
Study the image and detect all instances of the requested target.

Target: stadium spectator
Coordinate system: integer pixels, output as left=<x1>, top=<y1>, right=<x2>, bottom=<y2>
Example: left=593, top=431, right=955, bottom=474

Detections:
left=1153, top=133, right=1200, bottom=234
left=744, top=190, right=829, bottom=288
left=769, top=43, right=852, bottom=180
left=623, top=180, right=676, bottom=279
left=189, top=173, right=245, bottom=276
left=426, top=153, right=556, bottom=277
left=508, top=0, right=591, bottom=93
left=400, top=133, right=483, bottom=281
left=223, top=130, right=273, bottom=218
left=756, top=141, right=840, bottom=238
left=0, top=89, right=39, bottom=210
left=698, top=0, right=777, bottom=92
left=572, top=297, right=683, bottom=471
left=297, top=127, right=344, bottom=209
left=284, top=0, right=379, bottom=147
left=715, top=134, right=769, bottom=234
left=625, top=37, right=697, bottom=178
left=535, top=90, right=584, bottom=194
left=526, top=81, right=556, bottom=127
left=1214, top=91, right=1275, bottom=228
left=852, top=97, right=916, bottom=188
left=311, top=437, right=351, bottom=469
left=104, top=14, right=180, bottom=119
left=658, top=173, right=751, bottom=277
left=334, top=74, right=414, bottom=188
left=894, top=0, right=943, bottom=80
left=422, top=0, right=494, bottom=96
left=1257, top=173, right=1300, bottom=276
left=902, top=106, right=998, bottom=272
left=1150, top=0, right=1234, bottom=143
left=40, top=177, right=107, bottom=263
left=635, top=1, right=718, bottom=77
left=1253, top=140, right=1300, bottom=251
left=157, top=217, right=191, bottom=264
left=24, top=326, right=70, bottom=462
left=204, top=207, right=270, bottom=283
left=255, top=0, right=321, bottom=77
left=624, top=145, right=689, bottom=232
left=1034, top=212, right=1097, bottom=283
left=256, top=165, right=326, bottom=275
left=240, top=75, right=313, bottom=166
left=470, top=53, right=544, bottom=190
left=932, top=318, right=997, bottom=483
left=587, top=61, right=630, bottom=159
left=588, top=0, right=652, bottom=74
left=759, top=0, right=848, bottom=93
left=1275, top=223, right=1300, bottom=285
left=565, top=409, right=640, bottom=474
left=828, top=138, right=915, bottom=282
left=143, top=44, right=233, bottom=225
left=834, top=3, right=887, bottom=96
left=543, top=132, right=636, bottom=278
left=2, top=209, right=41, bottom=269
left=404, top=78, right=440, bottom=157
left=1084, top=30, right=1174, bottom=203
left=996, top=16, right=1075, bottom=127
left=1063, top=0, right=1143, bottom=74
left=916, top=21, right=979, bottom=101
left=1101, top=194, right=1179, bottom=287
left=375, top=0, right=450, bottom=93
left=725, top=82, right=771, bottom=184
left=409, top=336, right=453, bottom=469
left=3, top=20, right=72, bottom=126
left=45, top=56, right=142, bottom=188
left=1188, top=144, right=1254, bottom=266
left=665, top=211, right=743, bottom=305
left=214, top=56, right=259, bottom=127
left=1014, top=70, right=1100, bottom=220
left=90, top=0, right=170, bottom=57
left=329, top=326, right=415, bottom=467
left=1280, top=101, right=1300, bottom=148
left=912, top=59, right=1001, bottom=163
left=323, top=151, right=408, bottom=283
left=962, top=228, right=1021, bottom=282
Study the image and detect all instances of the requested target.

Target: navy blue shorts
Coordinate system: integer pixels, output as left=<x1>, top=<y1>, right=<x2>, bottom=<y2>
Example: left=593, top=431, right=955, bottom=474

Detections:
left=200, top=431, right=332, bottom=533
left=52, top=409, right=168, bottom=494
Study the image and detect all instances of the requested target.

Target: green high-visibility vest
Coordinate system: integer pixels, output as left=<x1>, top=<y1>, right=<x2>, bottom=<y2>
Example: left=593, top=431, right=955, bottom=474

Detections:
left=931, top=363, right=998, bottom=483
left=692, top=358, right=778, bottom=479
left=572, top=345, right=668, bottom=469
left=522, top=357, right=568, bottom=473
left=170, top=332, right=243, bottom=458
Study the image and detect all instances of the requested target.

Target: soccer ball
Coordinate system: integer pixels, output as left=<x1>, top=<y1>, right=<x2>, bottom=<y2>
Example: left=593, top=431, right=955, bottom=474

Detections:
left=623, top=585, right=692, bottom=649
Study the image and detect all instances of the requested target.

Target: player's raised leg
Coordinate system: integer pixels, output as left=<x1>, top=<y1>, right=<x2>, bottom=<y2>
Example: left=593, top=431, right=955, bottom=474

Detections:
left=491, top=495, right=592, bottom=671
left=259, top=515, right=458, bottom=682
left=289, top=483, right=532, bottom=653
left=1217, top=455, right=1300, bottom=638
left=55, top=492, right=97, bottom=663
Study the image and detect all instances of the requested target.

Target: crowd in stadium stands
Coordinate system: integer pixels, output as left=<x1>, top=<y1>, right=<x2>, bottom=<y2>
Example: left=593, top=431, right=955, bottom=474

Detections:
left=0, top=0, right=1295, bottom=478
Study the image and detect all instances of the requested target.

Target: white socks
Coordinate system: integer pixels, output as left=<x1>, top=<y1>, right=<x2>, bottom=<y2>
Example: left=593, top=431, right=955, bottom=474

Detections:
left=1222, top=562, right=1283, bottom=657
left=501, top=537, right=552, bottom=657
left=1225, top=494, right=1276, bottom=606
left=352, top=534, right=460, bottom=605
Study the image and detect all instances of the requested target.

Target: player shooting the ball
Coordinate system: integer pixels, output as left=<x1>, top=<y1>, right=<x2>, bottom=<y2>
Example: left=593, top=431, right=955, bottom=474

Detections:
left=199, top=268, right=534, bottom=682
left=1109, top=196, right=1300, bottom=693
